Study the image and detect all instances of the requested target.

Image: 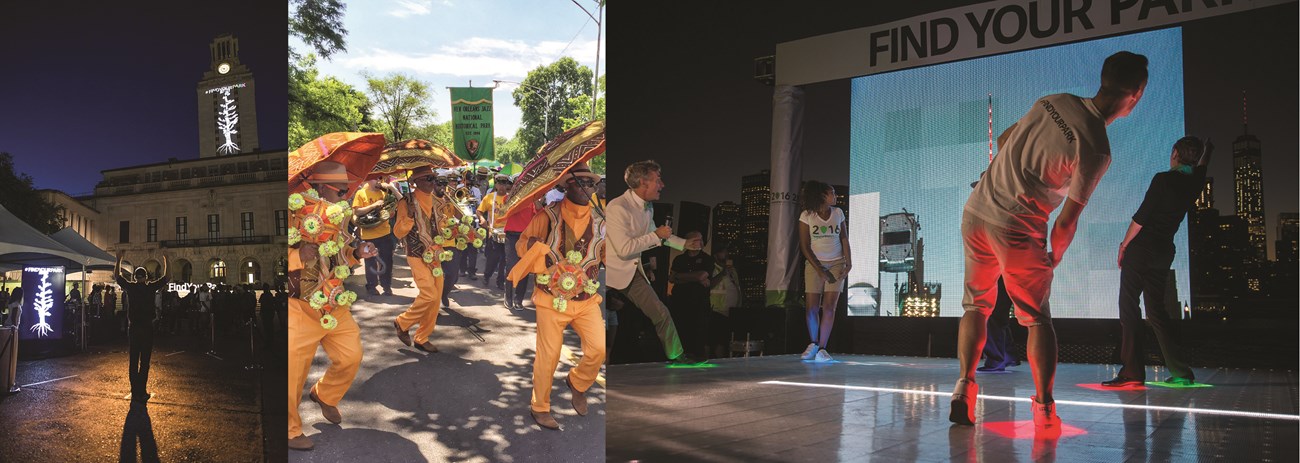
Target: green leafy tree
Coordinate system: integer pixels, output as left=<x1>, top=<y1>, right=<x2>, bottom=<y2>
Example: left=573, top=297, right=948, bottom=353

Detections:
left=365, top=73, right=435, bottom=143
left=407, top=120, right=454, bottom=149
left=562, top=75, right=606, bottom=175
left=0, top=153, right=63, bottom=234
left=494, top=132, right=531, bottom=167
left=289, top=55, right=372, bottom=148
left=289, top=0, right=348, bottom=60
left=514, top=57, right=594, bottom=156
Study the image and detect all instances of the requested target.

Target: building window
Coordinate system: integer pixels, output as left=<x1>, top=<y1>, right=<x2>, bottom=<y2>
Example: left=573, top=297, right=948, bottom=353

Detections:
left=241, top=212, right=254, bottom=238
left=275, top=210, right=288, bottom=236
left=175, top=216, right=188, bottom=240
left=119, top=221, right=130, bottom=243
left=208, top=214, right=220, bottom=240
left=146, top=219, right=157, bottom=242
left=210, top=259, right=227, bottom=281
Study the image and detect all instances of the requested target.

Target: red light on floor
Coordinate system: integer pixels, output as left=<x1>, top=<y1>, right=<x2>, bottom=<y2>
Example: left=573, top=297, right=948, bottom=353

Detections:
left=1076, top=382, right=1146, bottom=392
left=981, top=420, right=1087, bottom=439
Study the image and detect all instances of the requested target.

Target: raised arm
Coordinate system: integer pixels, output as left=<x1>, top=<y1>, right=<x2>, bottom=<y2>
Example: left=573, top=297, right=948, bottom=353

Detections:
left=150, top=255, right=170, bottom=285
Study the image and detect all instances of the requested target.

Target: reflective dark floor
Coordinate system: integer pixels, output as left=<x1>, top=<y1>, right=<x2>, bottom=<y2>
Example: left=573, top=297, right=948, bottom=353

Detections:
left=607, top=355, right=1299, bottom=462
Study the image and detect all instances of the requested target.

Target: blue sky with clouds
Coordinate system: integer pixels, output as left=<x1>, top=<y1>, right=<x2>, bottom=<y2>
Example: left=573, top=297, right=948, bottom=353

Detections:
left=292, top=0, right=605, bottom=138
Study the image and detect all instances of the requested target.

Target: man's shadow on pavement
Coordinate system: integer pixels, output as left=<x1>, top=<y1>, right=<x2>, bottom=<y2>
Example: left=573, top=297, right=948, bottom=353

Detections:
left=119, top=401, right=159, bottom=463
left=303, top=426, right=425, bottom=462
left=355, top=347, right=595, bottom=461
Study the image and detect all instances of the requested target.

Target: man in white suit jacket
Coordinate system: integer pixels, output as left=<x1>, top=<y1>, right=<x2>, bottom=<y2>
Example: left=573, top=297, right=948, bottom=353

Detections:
left=605, top=160, right=695, bottom=363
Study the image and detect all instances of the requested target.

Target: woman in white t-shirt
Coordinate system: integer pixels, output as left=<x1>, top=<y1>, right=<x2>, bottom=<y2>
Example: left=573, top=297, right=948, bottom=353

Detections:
left=797, top=181, right=852, bottom=363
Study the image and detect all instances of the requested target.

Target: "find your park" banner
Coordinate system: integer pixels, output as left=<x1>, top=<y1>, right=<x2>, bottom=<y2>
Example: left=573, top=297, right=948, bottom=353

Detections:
left=776, top=0, right=1293, bottom=85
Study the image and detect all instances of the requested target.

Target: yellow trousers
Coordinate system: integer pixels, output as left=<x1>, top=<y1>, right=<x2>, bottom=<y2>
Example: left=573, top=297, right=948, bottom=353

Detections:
left=288, top=299, right=361, bottom=439
left=395, top=256, right=445, bottom=344
left=532, top=294, right=605, bottom=413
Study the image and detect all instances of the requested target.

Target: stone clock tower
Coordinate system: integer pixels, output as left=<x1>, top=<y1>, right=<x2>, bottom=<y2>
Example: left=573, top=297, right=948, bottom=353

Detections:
left=197, top=34, right=259, bottom=158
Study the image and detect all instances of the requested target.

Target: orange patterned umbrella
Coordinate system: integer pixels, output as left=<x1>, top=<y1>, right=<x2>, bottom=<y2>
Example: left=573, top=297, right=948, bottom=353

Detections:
left=288, top=132, right=387, bottom=192
left=370, top=139, right=467, bottom=176
left=500, top=120, right=606, bottom=220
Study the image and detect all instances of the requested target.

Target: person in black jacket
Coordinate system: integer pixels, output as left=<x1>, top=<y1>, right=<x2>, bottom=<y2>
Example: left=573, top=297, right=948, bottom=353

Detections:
left=1102, top=136, right=1211, bottom=387
left=115, top=250, right=169, bottom=401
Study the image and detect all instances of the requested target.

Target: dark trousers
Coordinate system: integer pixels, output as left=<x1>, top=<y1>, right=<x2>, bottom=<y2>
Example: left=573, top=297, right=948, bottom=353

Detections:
left=504, top=232, right=532, bottom=306
left=442, top=247, right=461, bottom=305
left=128, top=321, right=154, bottom=395
left=364, top=234, right=396, bottom=291
left=461, top=243, right=479, bottom=276
left=483, top=238, right=506, bottom=286
left=982, top=277, right=1017, bottom=368
left=1117, top=257, right=1193, bottom=381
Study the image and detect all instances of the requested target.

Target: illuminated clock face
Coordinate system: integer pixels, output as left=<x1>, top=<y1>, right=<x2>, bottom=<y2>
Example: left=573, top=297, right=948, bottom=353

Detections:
left=217, top=63, right=230, bottom=74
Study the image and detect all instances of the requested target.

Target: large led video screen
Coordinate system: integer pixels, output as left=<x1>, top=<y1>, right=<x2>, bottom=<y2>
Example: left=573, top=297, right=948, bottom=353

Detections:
left=848, top=28, right=1186, bottom=319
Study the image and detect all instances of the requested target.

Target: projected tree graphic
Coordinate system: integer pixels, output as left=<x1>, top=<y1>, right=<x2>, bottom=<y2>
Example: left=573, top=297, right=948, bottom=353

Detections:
left=30, top=269, right=54, bottom=337
left=216, top=87, right=241, bottom=154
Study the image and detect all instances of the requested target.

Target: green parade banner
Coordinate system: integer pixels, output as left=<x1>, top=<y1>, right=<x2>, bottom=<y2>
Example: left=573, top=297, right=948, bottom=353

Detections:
left=450, top=87, right=494, bottom=161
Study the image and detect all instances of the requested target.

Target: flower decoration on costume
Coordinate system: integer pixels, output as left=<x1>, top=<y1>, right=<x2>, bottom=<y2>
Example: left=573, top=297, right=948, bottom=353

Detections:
left=326, top=201, right=350, bottom=225
left=560, top=275, right=577, bottom=291
left=584, top=280, right=600, bottom=295
left=455, top=238, right=467, bottom=251
left=566, top=250, right=583, bottom=265
left=422, top=250, right=435, bottom=264
left=304, top=188, right=321, bottom=200
left=446, top=217, right=460, bottom=227
left=333, top=265, right=351, bottom=280
left=439, top=250, right=454, bottom=262
left=472, top=238, right=484, bottom=248
left=458, top=224, right=471, bottom=235
left=319, top=314, right=339, bottom=330
left=288, top=228, right=301, bottom=246
left=309, top=290, right=328, bottom=309
left=432, top=267, right=444, bottom=278
left=334, top=290, right=357, bottom=307
left=553, top=297, right=568, bottom=313
left=302, top=215, right=323, bottom=237
left=319, top=240, right=341, bottom=258
left=289, top=193, right=306, bottom=211
left=535, top=274, right=551, bottom=285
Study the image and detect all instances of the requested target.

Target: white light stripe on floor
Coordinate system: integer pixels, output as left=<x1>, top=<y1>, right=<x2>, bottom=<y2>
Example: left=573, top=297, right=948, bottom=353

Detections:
left=21, top=375, right=78, bottom=387
left=759, top=380, right=1300, bottom=421
left=165, top=350, right=186, bottom=357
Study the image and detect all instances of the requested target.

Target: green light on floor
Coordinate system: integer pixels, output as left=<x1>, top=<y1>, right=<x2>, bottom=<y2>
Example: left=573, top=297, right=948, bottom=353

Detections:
left=666, top=362, right=718, bottom=369
left=1145, top=381, right=1212, bottom=389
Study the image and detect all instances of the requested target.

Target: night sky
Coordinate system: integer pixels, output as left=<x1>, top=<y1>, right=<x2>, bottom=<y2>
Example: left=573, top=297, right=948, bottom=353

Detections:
left=0, top=0, right=288, bottom=195
left=608, top=1, right=1297, bottom=254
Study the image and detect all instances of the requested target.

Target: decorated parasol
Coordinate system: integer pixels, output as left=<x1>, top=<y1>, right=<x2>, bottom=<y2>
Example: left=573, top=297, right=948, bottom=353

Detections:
left=500, top=119, right=606, bottom=219
left=289, top=132, right=387, bottom=192
left=370, top=139, right=467, bottom=175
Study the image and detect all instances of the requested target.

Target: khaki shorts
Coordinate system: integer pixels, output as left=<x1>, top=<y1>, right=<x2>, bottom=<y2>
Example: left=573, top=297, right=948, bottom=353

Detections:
left=961, top=212, right=1053, bottom=327
left=804, top=258, right=847, bottom=294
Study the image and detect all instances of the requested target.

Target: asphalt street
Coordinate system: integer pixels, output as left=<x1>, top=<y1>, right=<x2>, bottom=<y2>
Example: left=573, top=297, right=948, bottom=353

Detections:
left=288, top=250, right=606, bottom=463
left=0, top=321, right=275, bottom=462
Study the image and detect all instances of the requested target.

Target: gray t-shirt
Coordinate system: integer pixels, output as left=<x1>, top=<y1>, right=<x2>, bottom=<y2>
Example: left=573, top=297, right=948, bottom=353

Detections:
left=964, top=93, right=1111, bottom=237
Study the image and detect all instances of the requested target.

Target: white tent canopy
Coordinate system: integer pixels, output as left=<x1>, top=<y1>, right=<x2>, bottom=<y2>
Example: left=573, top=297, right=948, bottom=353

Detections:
left=48, top=228, right=115, bottom=270
left=0, top=204, right=103, bottom=272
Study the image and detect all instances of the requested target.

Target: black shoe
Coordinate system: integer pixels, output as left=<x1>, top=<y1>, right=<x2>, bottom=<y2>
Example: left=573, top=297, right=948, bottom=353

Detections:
left=1101, top=377, right=1143, bottom=388
left=467, top=274, right=478, bottom=281
left=381, top=287, right=394, bottom=296
left=668, top=355, right=704, bottom=366
left=365, top=287, right=379, bottom=296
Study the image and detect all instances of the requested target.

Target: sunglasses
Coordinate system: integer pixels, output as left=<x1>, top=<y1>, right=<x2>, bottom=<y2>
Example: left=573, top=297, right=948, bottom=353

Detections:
left=320, top=183, right=349, bottom=196
left=567, top=176, right=596, bottom=188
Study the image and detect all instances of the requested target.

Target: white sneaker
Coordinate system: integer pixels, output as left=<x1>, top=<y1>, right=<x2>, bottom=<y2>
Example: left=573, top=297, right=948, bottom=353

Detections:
left=800, top=343, right=820, bottom=360
left=813, top=350, right=833, bottom=363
